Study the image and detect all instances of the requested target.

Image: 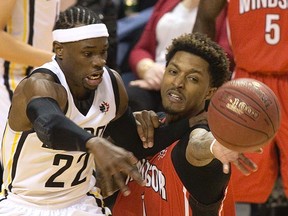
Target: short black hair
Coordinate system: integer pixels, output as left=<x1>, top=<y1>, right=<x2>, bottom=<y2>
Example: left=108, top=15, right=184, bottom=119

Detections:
left=53, top=6, right=103, bottom=30
left=166, top=33, right=231, bottom=88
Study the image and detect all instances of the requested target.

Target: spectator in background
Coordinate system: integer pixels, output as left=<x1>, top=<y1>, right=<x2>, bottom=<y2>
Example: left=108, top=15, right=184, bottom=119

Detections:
left=121, top=0, right=233, bottom=112
left=193, top=0, right=288, bottom=215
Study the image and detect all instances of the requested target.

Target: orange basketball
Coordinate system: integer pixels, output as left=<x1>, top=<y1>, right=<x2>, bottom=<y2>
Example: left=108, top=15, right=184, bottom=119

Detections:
left=208, top=78, right=281, bottom=152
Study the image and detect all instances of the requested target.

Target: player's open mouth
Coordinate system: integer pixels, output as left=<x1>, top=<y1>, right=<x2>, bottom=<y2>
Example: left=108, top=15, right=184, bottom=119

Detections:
left=167, top=91, right=183, bottom=102
left=85, top=72, right=103, bottom=86
left=87, top=73, right=102, bottom=80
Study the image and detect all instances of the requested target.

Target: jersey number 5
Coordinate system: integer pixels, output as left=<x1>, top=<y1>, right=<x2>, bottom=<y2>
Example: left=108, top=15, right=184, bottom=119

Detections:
left=265, top=14, right=280, bottom=45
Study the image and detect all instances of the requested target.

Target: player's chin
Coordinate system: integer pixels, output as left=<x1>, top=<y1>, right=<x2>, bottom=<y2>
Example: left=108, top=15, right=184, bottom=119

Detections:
left=163, top=103, right=185, bottom=115
left=84, top=82, right=100, bottom=91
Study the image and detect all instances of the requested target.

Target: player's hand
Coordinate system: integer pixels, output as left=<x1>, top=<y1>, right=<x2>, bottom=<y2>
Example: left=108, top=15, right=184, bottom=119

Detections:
left=133, top=110, right=160, bottom=148
left=212, top=140, right=259, bottom=175
left=134, top=110, right=207, bottom=149
left=86, top=137, right=145, bottom=197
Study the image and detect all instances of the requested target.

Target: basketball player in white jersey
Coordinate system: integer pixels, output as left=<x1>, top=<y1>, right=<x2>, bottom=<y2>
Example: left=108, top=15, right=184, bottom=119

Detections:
left=0, top=6, right=146, bottom=216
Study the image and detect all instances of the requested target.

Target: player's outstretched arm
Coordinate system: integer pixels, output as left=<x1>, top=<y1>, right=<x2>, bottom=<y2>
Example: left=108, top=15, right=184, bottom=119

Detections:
left=186, top=128, right=258, bottom=175
left=9, top=71, right=145, bottom=198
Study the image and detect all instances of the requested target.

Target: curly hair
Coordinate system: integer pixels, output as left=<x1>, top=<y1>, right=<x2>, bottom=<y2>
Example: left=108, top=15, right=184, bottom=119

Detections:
left=53, top=6, right=102, bottom=30
left=166, top=33, right=231, bottom=88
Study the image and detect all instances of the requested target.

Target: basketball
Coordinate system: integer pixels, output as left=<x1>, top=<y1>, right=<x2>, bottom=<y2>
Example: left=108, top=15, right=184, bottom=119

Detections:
left=208, top=78, right=281, bottom=152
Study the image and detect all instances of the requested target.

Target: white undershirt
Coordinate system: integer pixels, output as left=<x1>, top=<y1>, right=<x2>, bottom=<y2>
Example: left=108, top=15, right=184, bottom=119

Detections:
left=155, top=2, right=198, bottom=65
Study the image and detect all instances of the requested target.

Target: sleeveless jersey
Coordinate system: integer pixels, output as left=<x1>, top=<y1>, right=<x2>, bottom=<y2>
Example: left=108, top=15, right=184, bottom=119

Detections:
left=227, top=0, right=288, bottom=74
left=113, top=135, right=234, bottom=215
left=1, top=58, right=117, bottom=208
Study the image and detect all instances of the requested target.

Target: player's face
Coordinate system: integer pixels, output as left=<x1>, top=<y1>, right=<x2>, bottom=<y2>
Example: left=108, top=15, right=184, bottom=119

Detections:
left=58, top=37, right=108, bottom=99
left=161, top=51, right=213, bottom=118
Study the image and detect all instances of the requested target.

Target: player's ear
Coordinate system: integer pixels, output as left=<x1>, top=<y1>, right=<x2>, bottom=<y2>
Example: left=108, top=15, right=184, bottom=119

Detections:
left=53, top=41, right=64, bottom=59
left=205, top=87, right=217, bottom=100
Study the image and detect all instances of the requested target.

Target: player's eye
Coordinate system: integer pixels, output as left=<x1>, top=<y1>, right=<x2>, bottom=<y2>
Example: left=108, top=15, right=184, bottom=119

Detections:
left=168, top=68, right=177, bottom=75
left=83, top=52, right=92, bottom=57
left=187, top=75, right=198, bottom=83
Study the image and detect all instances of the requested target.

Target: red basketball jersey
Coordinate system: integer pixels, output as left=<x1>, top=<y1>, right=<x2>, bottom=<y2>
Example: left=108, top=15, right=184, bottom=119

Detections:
left=112, top=141, right=235, bottom=216
left=227, top=0, right=288, bottom=75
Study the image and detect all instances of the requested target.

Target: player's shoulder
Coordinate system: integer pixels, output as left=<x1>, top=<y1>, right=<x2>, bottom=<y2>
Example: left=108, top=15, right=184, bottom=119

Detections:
left=105, top=67, right=128, bottom=118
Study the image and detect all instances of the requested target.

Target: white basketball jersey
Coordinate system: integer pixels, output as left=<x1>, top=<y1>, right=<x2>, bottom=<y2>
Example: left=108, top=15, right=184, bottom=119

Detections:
left=1, top=58, right=117, bottom=208
left=0, top=0, right=60, bottom=92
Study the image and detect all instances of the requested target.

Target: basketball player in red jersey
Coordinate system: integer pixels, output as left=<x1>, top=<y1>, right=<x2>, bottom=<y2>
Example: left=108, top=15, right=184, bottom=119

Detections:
left=111, top=33, right=258, bottom=216
left=193, top=0, right=288, bottom=215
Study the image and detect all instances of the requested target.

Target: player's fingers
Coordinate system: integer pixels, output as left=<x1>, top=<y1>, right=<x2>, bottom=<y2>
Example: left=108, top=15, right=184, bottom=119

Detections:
left=136, top=110, right=155, bottom=148
left=144, top=111, right=158, bottom=148
left=222, top=163, right=230, bottom=174
left=112, top=172, right=130, bottom=196
left=117, top=164, right=145, bottom=188
left=134, top=110, right=159, bottom=148
left=120, top=153, right=145, bottom=186
left=150, top=111, right=161, bottom=128
left=125, top=165, right=146, bottom=187
left=238, top=154, right=258, bottom=172
left=99, top=170, right=114, bottom=197
left=134, top=112, right=149, bottom=148
left=135, top=119, right=148, bottom=147
left=125, top=151, right=139, bottom=165
left=232, top=159, right=251, bottom=176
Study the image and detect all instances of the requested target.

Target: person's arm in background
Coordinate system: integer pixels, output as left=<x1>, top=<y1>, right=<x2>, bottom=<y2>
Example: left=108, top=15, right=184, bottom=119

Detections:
left=0, top=0, right=54, bottom=66
left=192, top=0, right=227, bottom=39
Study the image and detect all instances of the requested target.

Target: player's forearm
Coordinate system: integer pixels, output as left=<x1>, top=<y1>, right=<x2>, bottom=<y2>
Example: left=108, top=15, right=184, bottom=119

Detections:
left=26, top=97, right=93, bottom=152
left=0, top=31, right=53, bottom=66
